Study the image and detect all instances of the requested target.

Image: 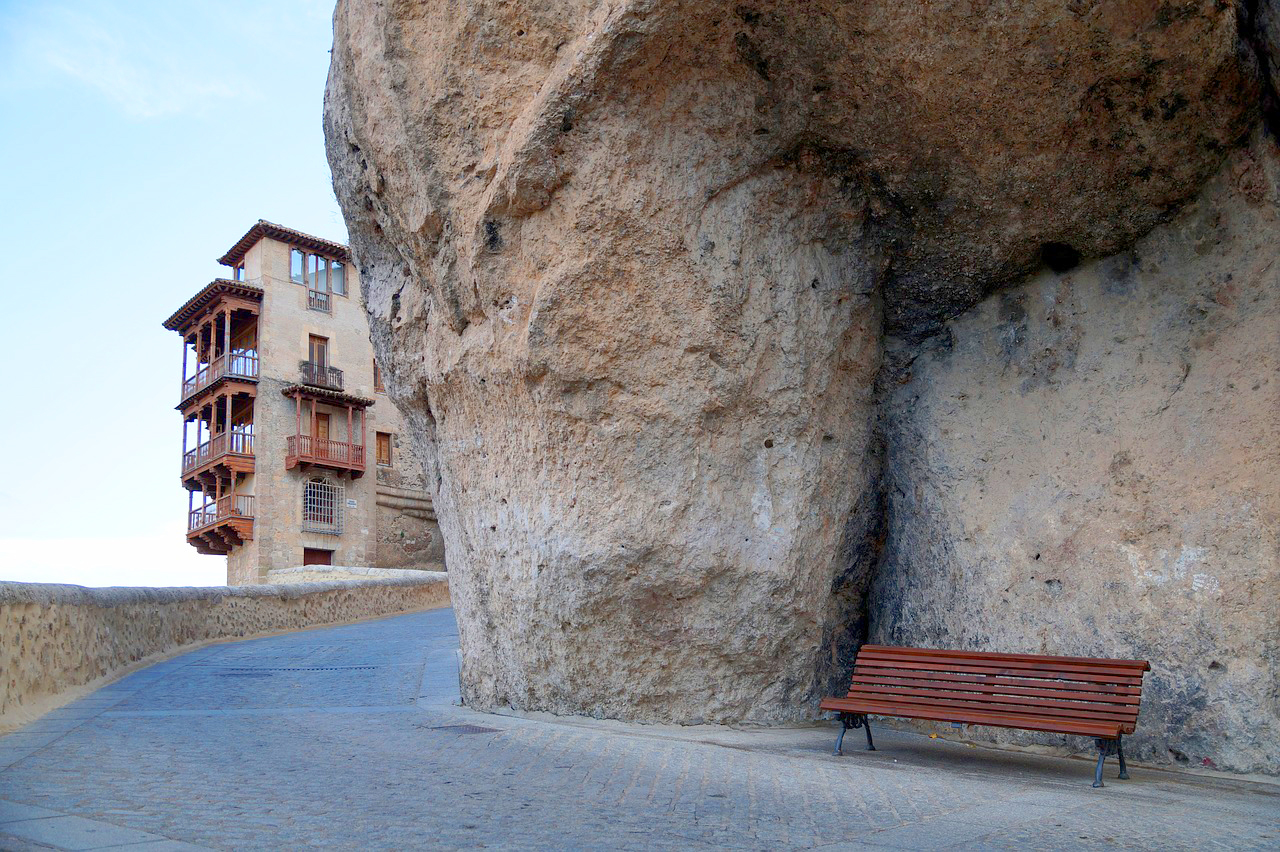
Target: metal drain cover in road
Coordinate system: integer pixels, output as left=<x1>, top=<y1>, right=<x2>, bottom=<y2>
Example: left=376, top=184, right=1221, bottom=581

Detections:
left=430, top=724, right=502, bottom=734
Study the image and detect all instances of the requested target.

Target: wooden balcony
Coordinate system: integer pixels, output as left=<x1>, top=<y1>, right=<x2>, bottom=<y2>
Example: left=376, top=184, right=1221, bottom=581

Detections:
left=181, top=351, right=258, bottom=404
left=286, top=434, right=365, bottom=477
left=182, top=431, right=254, bottom=481
left=299, top=360, right=343, bottom=390
left=308, top=289, right=331, bottom=313
left=187, top=494, right=254, bottom=555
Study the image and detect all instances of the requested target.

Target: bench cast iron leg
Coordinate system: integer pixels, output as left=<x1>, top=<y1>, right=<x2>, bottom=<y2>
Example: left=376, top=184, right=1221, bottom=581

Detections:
left=1117, top=734, right=1129, bottom=780
left=834, top=714, right=875, bottom=755
left=1093, top=738, right=1119, bottom=788
left=835, top=716, right=850, bottom=755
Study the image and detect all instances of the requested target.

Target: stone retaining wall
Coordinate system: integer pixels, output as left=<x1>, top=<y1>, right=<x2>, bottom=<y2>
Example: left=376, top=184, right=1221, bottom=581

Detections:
left=0, top=573, right=449, bottom=732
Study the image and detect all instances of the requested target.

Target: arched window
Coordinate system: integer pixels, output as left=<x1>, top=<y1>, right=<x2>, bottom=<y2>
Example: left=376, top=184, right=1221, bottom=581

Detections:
left=302, top=477, right=343, bottom=534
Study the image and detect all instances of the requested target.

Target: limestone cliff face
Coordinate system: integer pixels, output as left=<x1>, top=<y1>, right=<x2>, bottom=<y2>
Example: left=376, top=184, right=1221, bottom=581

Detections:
left=324, top=0, right=1277, bottom=767
left=873, top=135, right=1280, bottom=774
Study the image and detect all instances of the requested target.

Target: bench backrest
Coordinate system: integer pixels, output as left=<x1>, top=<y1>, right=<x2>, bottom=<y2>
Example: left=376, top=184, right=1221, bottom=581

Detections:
left=847, top=645, right=1151, bottom=735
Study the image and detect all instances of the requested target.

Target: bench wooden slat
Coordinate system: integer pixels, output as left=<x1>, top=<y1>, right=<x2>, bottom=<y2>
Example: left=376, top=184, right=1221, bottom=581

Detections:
left=860, top=645, right=1151, bottom=670
left=852, top=668, right=1142, bottom=697
left=819, top=697, right=1127, bottom=738
left=857, top=649, right=1147, bottom=679
left=822, top=644, right=1149, bottom=784
left=848, top=674, right=1142, bottom=705
left=844, top=684, right=1141, bottom=717
left=853, top=658, right=1144, bottom=685
left=841, top=690, right=1138, bottom=725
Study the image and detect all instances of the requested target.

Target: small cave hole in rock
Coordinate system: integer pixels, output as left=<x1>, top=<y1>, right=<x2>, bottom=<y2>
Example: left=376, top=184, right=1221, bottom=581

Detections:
left=1208, top=660, right=1225, bottom=670
left=1034, top=552, right=1041, bottom=561
left=764, top=439, right=774, bottom=448
left=484, top=220, right=502, bottom=251
left=1041, top=242, right=1081, bottom=273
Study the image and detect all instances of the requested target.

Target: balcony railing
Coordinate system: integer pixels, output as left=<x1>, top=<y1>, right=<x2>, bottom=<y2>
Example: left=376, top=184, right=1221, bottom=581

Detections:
left=299, top=360, right=343, bottom=390
left=308, top=289, right=331, bottom=313
left=182, top=431, right=254, bottom=474
left=286, top=434, right=365, bottom=473
left=188, top=493, right=255, bottom=533
left=181, top=351, right=259, bottom=402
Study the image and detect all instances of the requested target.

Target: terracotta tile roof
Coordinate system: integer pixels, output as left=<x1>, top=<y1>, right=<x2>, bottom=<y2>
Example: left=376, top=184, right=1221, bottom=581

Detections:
left=163, top=279, right=263, bottom=332
left=280, top=384, right=375, bottom=408
left=218, top=219, right=351, bottom=267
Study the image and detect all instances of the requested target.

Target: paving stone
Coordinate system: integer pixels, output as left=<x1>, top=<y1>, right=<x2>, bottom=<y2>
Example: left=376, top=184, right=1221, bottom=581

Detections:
left=0, top=816, right=162, bottom=850
left=0, top=800, right=61, bottom=824
left=1, top=608, right=1273, bottom=851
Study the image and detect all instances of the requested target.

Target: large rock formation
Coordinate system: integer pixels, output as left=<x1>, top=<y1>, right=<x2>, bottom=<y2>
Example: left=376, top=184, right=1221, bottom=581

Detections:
left=324, top=0, right=1277, bottom=767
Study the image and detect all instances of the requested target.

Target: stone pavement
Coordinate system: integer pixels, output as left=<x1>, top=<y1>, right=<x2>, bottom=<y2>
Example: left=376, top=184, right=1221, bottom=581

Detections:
left=1, top=609, right=1275, bottom=850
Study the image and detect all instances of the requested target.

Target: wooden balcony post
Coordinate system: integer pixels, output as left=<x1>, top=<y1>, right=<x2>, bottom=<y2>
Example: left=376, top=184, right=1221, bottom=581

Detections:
left=347, top=404, right=353, bottom=457
left=360, top=406, right=366, bottom=459
left=223, top=307, right=231, bottom=359
left=295, top=390, right=302, bottom=439
left=181, top=335, right=189, bottom=387
left=182, top=413, right=188, bottom=458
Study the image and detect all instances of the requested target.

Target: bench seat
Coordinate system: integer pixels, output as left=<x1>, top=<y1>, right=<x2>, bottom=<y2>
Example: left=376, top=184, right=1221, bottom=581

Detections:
left=820, top=644, right=1150, bottom=786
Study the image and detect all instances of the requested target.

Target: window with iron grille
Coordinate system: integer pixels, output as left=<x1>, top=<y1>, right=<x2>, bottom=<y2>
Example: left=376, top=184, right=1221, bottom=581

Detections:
left=302, top=478, right=343, bottom=535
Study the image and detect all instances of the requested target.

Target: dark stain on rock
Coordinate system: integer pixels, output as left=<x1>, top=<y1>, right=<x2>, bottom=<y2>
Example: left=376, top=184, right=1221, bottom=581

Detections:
left=735, top=33, right=770, bottom=80
left=1160, top=93, right=1189, bottom=121
left=1099, top=249, right=1139, bottom=296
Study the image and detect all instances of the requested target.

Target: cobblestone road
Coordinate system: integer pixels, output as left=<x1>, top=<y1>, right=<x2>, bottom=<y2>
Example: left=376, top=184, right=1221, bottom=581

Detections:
left=2, top=608, right=1275, bottom=850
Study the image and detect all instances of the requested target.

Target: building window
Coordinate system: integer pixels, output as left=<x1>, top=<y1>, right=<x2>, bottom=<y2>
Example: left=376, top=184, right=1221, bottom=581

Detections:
left=291, top=249, right=306, bottom=284
left=331, top=260, right=346, bottom=296
left=373, top=359, right=385, bottom=393
left=302, top=477, right=343, bottom=535
left=233, top=264, right=245, bottom=281
left=376, top=432, right=392, bottom=466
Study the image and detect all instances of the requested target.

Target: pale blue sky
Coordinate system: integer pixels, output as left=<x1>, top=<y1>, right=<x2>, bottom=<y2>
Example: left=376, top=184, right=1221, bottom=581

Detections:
left=0, top=0, right=350, bottom=586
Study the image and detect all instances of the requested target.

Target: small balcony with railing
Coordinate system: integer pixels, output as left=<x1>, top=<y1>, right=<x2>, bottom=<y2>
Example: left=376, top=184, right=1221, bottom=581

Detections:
left=181, top=350, right=259, bottom=404
left=187, top=493, right=255, bottom=554
left=182, top=429, right=255, bottom=482
left=299, top=360, right=343, bottom=391
left=307, top=289, right=331, bottom=313
left=286, top=434, right=365, bottom=476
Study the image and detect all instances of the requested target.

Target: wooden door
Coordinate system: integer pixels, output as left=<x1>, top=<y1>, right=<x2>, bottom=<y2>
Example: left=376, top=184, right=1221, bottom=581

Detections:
left=315, top=413, right=330, bottom=441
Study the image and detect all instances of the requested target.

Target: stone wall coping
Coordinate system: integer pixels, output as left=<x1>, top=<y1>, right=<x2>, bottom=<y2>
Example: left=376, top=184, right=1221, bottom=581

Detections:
left=0, top=572, right=448, bottom=607
left=267, top=566, right=444, bottom=580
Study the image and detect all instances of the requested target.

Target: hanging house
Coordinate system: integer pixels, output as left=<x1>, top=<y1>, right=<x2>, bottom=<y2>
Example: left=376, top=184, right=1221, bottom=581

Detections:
left=163, top=221, right=445, bottom=583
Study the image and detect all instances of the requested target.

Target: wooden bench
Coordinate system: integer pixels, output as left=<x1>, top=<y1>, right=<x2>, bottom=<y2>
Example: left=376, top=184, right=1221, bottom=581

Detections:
left=820, top=644, right=1150, bottom=786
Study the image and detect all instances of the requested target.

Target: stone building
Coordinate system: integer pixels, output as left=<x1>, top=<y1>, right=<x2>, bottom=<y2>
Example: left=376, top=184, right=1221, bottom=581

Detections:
left=163, top=220, right=444, bottom=585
